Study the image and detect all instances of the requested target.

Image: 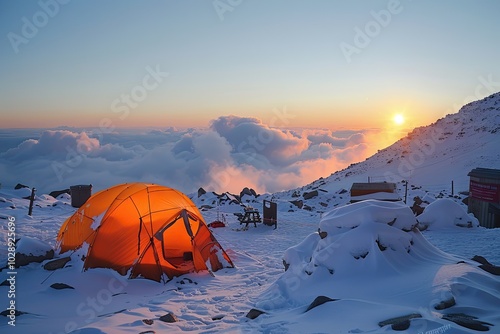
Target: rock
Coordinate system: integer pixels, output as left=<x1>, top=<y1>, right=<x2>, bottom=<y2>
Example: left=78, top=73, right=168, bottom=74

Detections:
left=139, top=331, right=155, bottom=334
left=434, top=296, right=456, bottom=310
left=478, top=264, right=500, bottom=276
left=410, top=196, right=425, bottom=216
left=50, top=283, right=75, bottom=290
left=49, top=189, right=70, bottom=199
left=442, top=313, right=492, bottom=331
left=1, top=309, right=27, bottom=317
left=283, top=260, right=289, bottom=271
left=0, top=197, right=15, bottom=209
left=290, top=200, right=303, bottom=209
left=240, top=187, right=258, bottom=198
left=472, top=255, right=492, bottom=266
left=378, top=313, right=422, bottom=328
left=246, top=308, right=266, bottom=320
left=291, top=190, right=301, bottom=198
left=303, top=205, right=312, bottom=211
left=18, top=251, right=46, bottom=266
left=212, top=315, right=224, bottom=321
left=305, top=296, right=338, bottom=312
left=15, top=237, right=54, bottom=267
left=197, top=187, right=206, bottom=197
left=472, top=255, right=500, bottom=276
left=303, top=190, right=319, bottom=200
left=376, top=239, right=387, bottom=251
left=391, top=320, right=410, bottom=331
left=240, top=187, right=252, bottom=198
left=15, top=183, right=29, bottom=190
left=43, top=257, right=71, bottom=271
left=159, top=312, right=178, bottom=323
left=142, top=319, right=154, bottom=325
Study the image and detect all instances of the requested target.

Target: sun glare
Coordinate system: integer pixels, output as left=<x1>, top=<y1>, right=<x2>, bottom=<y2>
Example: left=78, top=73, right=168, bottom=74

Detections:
left=393, top=114, right=405, bottom=125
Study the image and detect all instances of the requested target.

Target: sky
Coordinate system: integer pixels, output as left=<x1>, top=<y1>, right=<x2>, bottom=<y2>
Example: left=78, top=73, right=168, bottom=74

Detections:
left=1, top=1, right=500, bottom=195
left=1, top=0, right=500, bottom=130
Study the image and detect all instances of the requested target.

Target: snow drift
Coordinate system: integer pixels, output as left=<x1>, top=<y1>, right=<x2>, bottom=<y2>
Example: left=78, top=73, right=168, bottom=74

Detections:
left=417, top=198, right=480, bottom=230
left=252, top=200, right=500, bottom=333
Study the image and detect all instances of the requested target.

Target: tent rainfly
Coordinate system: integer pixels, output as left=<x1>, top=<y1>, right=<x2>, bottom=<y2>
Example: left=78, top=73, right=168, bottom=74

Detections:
left=56, top=183, right=234, bottom=282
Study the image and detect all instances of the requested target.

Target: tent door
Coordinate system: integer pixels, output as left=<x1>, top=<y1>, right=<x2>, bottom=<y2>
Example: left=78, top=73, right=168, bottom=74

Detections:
left=155, top=210, right=196, bottom=271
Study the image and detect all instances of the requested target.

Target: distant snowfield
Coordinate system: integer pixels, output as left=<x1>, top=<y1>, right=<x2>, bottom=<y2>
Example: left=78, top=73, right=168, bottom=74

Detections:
left=0, top=187, right=499, bottom=334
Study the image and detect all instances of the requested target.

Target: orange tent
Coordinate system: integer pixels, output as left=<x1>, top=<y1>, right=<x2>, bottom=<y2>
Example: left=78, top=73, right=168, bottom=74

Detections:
left=56, top=183, right=233, bottom=282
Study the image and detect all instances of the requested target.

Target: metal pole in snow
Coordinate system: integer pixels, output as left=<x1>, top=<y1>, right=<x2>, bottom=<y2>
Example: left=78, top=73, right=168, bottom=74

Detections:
left=28, top=187, right=36, bottom=216
left=404, top=181, right=408, bottom=204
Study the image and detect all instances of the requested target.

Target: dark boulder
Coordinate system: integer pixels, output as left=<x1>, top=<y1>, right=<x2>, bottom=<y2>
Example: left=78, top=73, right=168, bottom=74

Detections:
left=159, top=312, right=178, bottom=323
left=246, top=308, right=266, bottom=320
left=472, top=255, right=500, bottom=276
left=378, top=313, right=422, bottom=329
left=50, top=283, right=75, bottom=290
left=49, top=189, right=70, bottom=199
left=240, top=187, right=258, bottom=198
left=14, top=237, right=54, bottom=268
left=305, top=296, right=338, bottom=312
left=303, top=190, right=319, bottom=200
left=44, top=257, right=71, bottom=271
left=197, top=187, right=206, bottom=198
left=442, top=313, right=492, bottom=331
left=434, top=296, right=456, bottom=310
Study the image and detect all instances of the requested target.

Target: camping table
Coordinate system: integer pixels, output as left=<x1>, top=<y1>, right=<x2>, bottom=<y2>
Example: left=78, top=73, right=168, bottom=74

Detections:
left=239, top=210, right=262, bottom=229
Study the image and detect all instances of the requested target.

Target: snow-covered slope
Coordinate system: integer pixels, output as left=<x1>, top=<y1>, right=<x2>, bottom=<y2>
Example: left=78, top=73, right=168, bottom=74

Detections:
left=263, top=92, right=500, bottom=214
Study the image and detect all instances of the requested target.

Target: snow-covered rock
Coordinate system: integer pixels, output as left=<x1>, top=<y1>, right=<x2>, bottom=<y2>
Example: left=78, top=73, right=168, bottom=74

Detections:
left=15, top=236, right=54, bottom=267
left=417, top=198, right=479, bottom=230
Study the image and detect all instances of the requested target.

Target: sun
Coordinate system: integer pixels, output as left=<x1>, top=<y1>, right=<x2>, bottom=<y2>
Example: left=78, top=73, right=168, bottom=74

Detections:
left=393, top=113, right=405, bottom=125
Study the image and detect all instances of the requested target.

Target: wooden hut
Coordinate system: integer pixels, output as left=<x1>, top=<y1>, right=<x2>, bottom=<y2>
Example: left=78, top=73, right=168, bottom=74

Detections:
left=350, top=182, right=400, bottom=203
left=467, top=168, right=500, bottom=228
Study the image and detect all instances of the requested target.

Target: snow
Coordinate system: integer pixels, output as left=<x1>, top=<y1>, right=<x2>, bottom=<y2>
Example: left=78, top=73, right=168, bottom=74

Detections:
left=254, top=201, right=499, bottom=333
left=350, top=191, right=402, bottom=202
left=1, top=188, right=499, bottom=333
left=417, top=199, right=480, bottom=230
left=1, top=93, right=500, bottom=333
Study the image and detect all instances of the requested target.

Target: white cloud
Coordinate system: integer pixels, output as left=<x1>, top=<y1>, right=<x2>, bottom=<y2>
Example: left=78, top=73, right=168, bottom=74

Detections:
left=0, top=117, right=392, bottom=195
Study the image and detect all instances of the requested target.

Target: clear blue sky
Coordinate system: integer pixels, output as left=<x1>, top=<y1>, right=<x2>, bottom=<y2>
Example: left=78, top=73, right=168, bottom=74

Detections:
left=1, top=0, right=499, bottom=130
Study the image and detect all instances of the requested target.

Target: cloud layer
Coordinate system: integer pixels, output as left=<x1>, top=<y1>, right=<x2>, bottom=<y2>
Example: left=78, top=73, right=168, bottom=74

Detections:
left=0, top=116, right=394, bottom=195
